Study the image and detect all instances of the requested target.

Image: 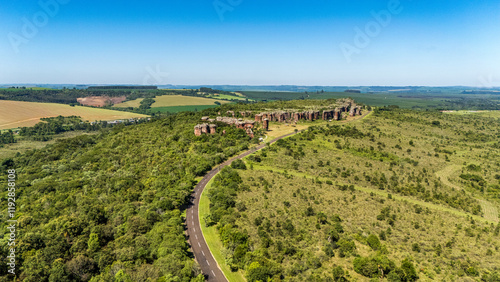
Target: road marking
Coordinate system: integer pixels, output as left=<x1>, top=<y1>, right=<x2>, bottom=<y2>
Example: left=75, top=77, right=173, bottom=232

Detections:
left=212, top=270, right=216, bottom=277
left=193, top=228, right=196, bottom=232
left=191, top=215, right=193, bottom=220
left=195, top=234, right=198, bottom=239
left=198, top=242, right=201, bottom=247
left=202, top=250, right=205, bottom=256
left=206, top=260, right=210, bottom=266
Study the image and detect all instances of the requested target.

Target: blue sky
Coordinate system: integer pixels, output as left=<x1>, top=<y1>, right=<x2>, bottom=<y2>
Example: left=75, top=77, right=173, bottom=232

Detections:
left=1, top=0, right=499, bottom=86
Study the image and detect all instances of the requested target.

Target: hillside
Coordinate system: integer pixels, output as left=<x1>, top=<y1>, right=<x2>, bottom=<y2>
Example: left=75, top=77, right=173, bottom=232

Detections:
left=204, top=107, right=500, bottom=281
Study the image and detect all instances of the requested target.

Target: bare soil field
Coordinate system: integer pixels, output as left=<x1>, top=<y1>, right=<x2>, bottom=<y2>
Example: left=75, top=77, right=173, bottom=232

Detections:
left=77, top=96, right=126, bottom=107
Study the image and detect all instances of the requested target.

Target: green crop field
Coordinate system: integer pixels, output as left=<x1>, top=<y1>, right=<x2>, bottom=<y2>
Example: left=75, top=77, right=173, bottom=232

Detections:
left=206, top=93, right=249, bottom=101
left=0, top=100, right=148, bottom=129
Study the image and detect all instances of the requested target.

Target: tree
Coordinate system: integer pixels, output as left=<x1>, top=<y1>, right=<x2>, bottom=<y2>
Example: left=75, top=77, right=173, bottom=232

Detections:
left=366, top=234, right=381, bottom=250
left=66, top=255, right=97, bottom=281
left=332, top=265, right=346, bottom=281
left=49, top=259, right=69, bottom=282
left=231, top=159, right=247, bottom=170
left=246, top=261, right=271, bottom=282
left=400, top=258, right=418, bottom=281
left=88, top=233, right=100, bottom=253
left=337, top=238, right=356, bottom=257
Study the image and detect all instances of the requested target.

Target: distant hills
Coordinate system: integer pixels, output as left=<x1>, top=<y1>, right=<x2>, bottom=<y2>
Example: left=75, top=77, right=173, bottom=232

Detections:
left=1, top=84, right=500, bottom=93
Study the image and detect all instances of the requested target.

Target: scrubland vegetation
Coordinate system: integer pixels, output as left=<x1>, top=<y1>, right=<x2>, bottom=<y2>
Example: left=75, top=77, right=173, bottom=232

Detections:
left=206, top=107, right=500, bottom=281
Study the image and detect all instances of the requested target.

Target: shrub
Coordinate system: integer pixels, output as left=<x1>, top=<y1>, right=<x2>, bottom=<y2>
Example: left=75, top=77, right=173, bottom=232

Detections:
left=231, top=159, right=247, bottom=170
left=337, top=238, right=356, bottom=257
left=305, top=206, right=315, bottom=216
left=332, top=265, right=345, bottom=281
left=400, top=258, right=418, bottom=281
left=366, top=234, right=381, bottom=250
left=412, top=243, right=420, bottom=253
left=353, top=255, right=396, bottom=278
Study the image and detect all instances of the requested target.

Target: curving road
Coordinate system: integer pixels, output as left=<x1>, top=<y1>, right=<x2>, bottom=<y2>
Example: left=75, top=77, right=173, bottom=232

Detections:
left=186, top=130, right=301, bottom=282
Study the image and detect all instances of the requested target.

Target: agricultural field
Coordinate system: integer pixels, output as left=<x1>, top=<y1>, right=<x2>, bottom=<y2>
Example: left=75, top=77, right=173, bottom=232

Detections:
left=204, top=107, right=500, bottom=281
left=113, top=94, right=230, bottom=109
left=152, top=94, right=229, bottom=107
left=148, top=105, right=221, bottom=113
left=112, top=98, right=144, bottom=108
left=77, top=95, right=126, bottom=107
left=205, top=93, right=249, bottom=101
left=0, top=100, right=148, bottom=129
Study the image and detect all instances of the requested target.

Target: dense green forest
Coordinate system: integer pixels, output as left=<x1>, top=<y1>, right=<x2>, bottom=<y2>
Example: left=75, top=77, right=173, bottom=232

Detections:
left=205, top=107, right=500, bottom=281
left=0, top=106, right=260, bottom=281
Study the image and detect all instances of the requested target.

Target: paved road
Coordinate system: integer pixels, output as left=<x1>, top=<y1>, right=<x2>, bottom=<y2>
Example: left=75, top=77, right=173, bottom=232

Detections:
left=186, top=130, right=301, bottom=282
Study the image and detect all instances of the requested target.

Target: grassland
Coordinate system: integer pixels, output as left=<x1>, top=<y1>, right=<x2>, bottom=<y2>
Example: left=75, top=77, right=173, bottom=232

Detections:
left=203, top=107, right=500, bottom=281
left=233, top=168, right=499, bottom=281
left=0, top=100, right=148, bottom=129
left=443, top=110, right=500, bottom=118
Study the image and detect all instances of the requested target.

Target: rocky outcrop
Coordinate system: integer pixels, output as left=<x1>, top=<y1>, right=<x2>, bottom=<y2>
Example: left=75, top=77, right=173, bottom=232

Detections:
left=194, top=124, right=217, bottom=136
left=263, top=118, right=269, bottom=131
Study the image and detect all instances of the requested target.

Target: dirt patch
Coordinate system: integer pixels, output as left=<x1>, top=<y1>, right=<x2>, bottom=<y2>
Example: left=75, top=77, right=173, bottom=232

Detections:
left=77, top=96, right=126, bottom=107
left=480, top=199, right=499, bottom=223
